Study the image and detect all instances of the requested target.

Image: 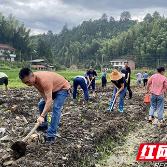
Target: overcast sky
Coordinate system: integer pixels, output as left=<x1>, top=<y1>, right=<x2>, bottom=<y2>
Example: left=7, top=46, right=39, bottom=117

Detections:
left=0, top=0, right=167, bottom=35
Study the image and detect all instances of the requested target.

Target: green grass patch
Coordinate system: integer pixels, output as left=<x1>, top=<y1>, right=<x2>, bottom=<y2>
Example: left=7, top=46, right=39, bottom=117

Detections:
left=0, top=68, right=165, bottom=88
left=0, top=69, right=26, bottom=88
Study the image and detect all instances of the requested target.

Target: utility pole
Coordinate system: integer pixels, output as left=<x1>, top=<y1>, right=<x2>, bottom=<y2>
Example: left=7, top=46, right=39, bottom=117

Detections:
left=20, top=51, right=21, bottom=62
left=101, top=54, right=104, bottom=72
left=157, top=59, right=160, bottom=68
left=30, top=54, right=32, bottom=69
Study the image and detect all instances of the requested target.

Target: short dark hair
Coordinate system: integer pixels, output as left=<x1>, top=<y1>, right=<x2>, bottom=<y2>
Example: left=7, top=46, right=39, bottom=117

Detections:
left=19, top=68, right=33, bottom=79
left=157, top=67, right=165, bottom=73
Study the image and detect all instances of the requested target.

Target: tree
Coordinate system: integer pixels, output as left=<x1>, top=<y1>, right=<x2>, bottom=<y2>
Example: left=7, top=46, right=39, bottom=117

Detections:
left=143, top=13, right=153, bottom=22
left=3, top=50, right=10, bottom=61
left=101, top=13, right=108, bottom=22
left=120, top=11, right=131, bottom=21
left=153, top=11, right=161, bottom=20
left=37, top=39, right=54, bottom=64
left=110, top=16, right=115, bottom=22
left=61, top=23, right=69, bottom=34
left=94, top=59, right=101, bottom=71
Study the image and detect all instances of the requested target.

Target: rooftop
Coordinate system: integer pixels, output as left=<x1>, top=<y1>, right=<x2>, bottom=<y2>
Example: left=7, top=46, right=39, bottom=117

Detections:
left=0, top=44, right=16, bottom=51
left=110, top=59, right=128, bottom=62
left=29, top=59, right=45, bottom=63
left=31, top=65, right=46, bottom=68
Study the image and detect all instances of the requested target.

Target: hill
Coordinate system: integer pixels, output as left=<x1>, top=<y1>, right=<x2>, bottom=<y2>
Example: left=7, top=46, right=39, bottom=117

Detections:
left=1, top=11, right=167, bottom=69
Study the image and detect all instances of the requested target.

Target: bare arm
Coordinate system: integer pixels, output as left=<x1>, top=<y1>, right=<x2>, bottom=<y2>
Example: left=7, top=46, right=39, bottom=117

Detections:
left=116, top=83, right=124, bottom=96
left=87, top=75, right=90, bottom=82
left=5, top=85, right=8, bottom=94
left=40, top=92, right=47, bottom=102
left=146, top=84, right=150, bottom=93
left=127, top=73, right=130, bottom=81
left=41, top=91, right=53, bottom=117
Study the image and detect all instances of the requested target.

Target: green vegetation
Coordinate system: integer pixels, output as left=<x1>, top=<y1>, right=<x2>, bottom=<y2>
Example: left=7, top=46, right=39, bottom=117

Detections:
left=47, top=113, right=51, bottom=125
left=34, top=11, right=167, bottom=69
left=1, top=11, right=167, bottom=70
left=81, top=118, right=86, bottom=123
left=0, top=69, right=26, bottom=88
left=0, top=67, right=165, bottom=89
left=95, top=138, right=115, bottom=166
left=0, top=13, right=54, bottom=64
left=5, top=110, right=11, bottom=113
left=34, top=11, right=137, bottom=69
left=76, top=90, right=81, bottom=102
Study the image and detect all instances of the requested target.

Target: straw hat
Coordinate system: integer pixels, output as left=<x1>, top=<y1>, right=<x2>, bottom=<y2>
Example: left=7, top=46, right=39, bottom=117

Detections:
left=109, top=69, right=122, bottom=81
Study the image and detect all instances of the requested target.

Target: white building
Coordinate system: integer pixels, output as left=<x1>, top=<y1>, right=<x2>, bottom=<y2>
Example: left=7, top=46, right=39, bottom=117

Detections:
left=110, top=59, right=128, bottom=68
left=110, top=59, right=135, bottom=70
left=0, top=44, right=16, bottom=62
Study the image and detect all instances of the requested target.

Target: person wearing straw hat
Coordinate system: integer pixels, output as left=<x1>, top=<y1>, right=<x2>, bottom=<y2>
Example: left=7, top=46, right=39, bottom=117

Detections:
left=107, top=69, right=127, bottom=113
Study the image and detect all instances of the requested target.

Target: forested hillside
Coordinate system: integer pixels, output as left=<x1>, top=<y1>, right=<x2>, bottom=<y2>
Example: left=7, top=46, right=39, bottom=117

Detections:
left=37, top=11, right=137, bottom=69
left=36, top=11, right=167, bottom=69
left=0, top=13, right=54, bottom=65
left=1, top=11, right=167, bottom=69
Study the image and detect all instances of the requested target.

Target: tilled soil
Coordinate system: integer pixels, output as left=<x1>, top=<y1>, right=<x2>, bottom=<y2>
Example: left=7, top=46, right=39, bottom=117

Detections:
left=0, top=84, right=164, bottom=167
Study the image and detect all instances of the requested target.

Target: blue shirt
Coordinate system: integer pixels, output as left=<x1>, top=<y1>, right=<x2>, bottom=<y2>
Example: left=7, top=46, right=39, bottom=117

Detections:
left=84, top=72, right=87, bottom=77
left=121, top=69, right=126, bottom=74
left=102, top=72, right=107, bottom=77
left=143, top=73, right=148, bottom=79
left=121, top=69, right=126, bottom=78
left=136, top=73, right=142, bottom=81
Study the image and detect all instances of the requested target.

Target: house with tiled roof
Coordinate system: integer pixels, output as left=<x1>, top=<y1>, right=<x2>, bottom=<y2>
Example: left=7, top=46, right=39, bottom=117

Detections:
left=29, top=59, right=56, bottom=71
left=0, top=44, right=16, bottom=61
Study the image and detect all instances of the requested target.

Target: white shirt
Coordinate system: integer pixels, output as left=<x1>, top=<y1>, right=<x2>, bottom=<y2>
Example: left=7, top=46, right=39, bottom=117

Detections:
left=75, top=75, right=87, bottom=84
left=0, top=72, right=8, bottom=78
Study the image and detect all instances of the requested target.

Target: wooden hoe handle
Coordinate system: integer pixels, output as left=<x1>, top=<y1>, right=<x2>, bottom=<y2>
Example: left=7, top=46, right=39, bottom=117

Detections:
left=22, top=122, right=40, bottom=142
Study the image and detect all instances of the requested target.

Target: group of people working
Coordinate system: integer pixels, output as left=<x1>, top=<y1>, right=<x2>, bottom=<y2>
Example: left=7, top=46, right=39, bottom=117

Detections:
left=136, top=71, right=149, bottom=87
left=73, top=66, right=97, bottom=104
left=0, top=63, right=166, bottom=144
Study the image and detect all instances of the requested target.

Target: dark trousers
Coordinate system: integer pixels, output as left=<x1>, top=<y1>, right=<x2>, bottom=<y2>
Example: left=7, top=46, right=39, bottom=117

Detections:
left=143, top=79, right=148, bottom=87
left=127, top=83, right=132, bottom=98
left=102, top=76, right=107, bottom=87
left=88, top=79, right=95, bottom=91
left=73, top=77, right=89, bottom=101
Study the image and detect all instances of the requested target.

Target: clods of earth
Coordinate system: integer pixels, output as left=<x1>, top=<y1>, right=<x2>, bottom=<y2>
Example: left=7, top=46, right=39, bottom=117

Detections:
left=0, top=83, right=167, bottom=167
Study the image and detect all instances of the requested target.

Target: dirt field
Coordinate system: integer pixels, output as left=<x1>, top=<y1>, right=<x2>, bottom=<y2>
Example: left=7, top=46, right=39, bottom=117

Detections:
left=0, top=83, right=166, bottom=167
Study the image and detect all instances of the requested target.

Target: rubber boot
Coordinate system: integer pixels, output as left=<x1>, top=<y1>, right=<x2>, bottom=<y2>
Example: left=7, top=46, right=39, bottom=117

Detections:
left=119, top=104, right=123, bottom=113
left=107, top=102, right=114, bottom=111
